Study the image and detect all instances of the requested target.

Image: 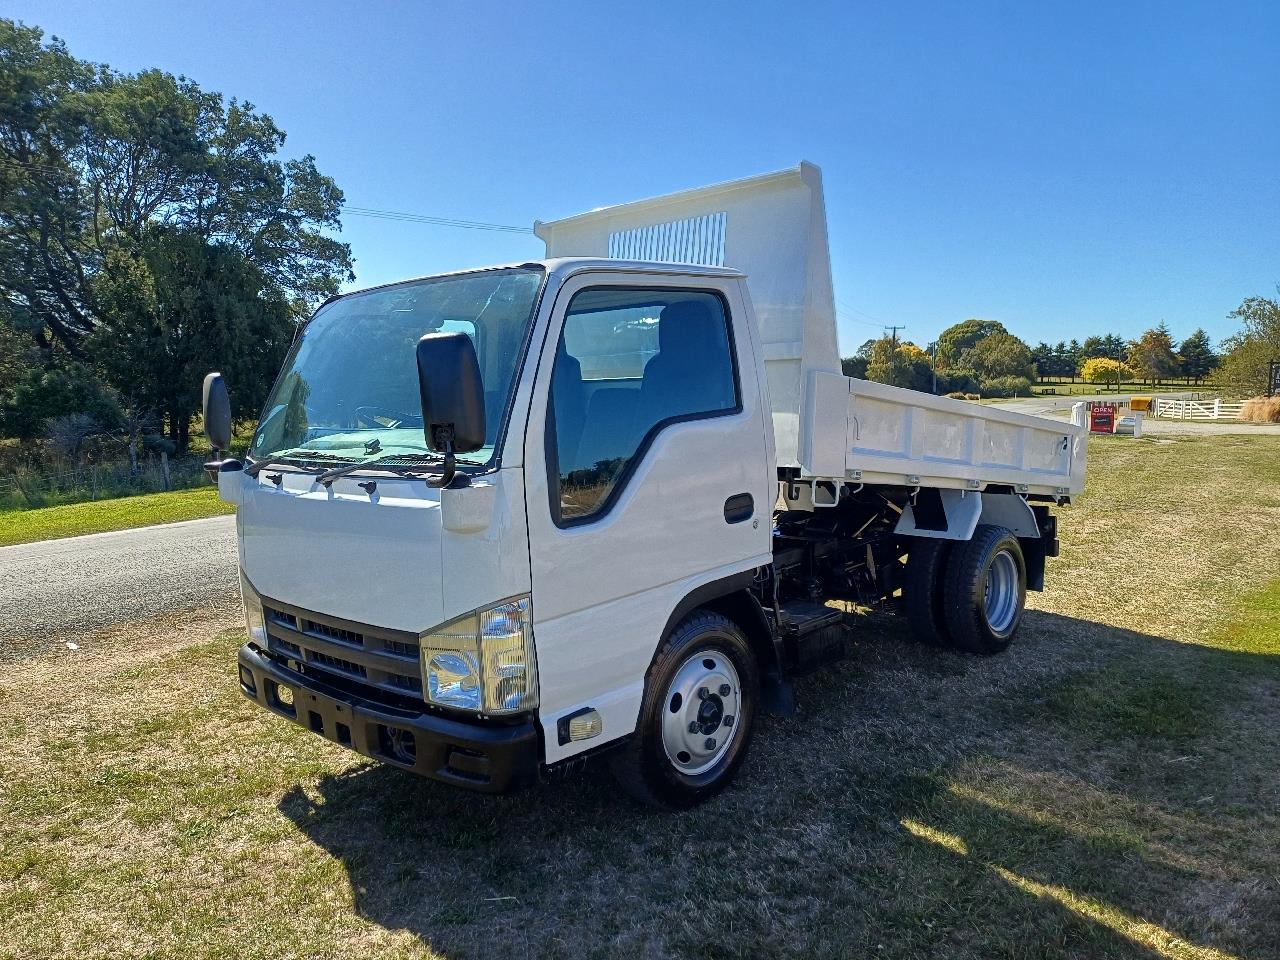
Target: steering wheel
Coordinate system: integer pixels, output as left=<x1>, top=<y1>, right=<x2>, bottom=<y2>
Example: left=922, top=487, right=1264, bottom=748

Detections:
left=354, top=405, right=423, bottom=429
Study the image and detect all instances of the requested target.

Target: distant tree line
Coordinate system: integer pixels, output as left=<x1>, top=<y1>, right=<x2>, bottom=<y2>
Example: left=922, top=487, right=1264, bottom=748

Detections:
left=840, top=303, right=1279, bottom=398
left=0, top=19, right=352, bottom=467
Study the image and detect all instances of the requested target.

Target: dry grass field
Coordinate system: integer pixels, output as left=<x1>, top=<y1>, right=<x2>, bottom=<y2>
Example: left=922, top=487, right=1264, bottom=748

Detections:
left=1, top=436, right=1278, bottom=959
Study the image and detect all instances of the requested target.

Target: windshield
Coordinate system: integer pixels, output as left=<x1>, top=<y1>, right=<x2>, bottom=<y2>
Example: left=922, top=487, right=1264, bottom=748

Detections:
left=250, top=267, right=544, bottom=470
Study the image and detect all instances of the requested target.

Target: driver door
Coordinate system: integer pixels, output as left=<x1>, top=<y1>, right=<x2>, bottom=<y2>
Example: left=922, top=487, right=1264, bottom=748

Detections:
left=524, top=272, right=773, bottom=764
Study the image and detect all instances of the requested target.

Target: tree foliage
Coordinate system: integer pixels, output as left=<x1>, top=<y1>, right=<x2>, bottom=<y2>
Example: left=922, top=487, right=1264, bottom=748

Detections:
left=1177, top=328, right=1218, bottom=383
left=1080, top=356, right=1134, bottom=388
left=965, top=331, right=1035, bottom=382
left=1127, top=323, right=1180, bottom=383
left=865, top=337, right=933, bottom=392
left=1079, top=334, right=1128, bottom=367
left=89, top=227, right=294, bottom=449
left=0, top=360, right=122, bottom=438
left=934, top=319, right=1005, bottom=370
left=1214, top=295, right=1280, bottom=398
left=0, top=18, right=352, bottom=449
left=840, top=355, right=868, bottom=379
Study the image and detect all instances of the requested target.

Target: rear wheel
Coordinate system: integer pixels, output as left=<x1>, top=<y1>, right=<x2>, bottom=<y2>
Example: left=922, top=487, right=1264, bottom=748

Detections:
left=942, top=524, right=1026, bottom=654
left=610, top=611, right=758, bottom=809
left=903, top=537, right=952, bottom=646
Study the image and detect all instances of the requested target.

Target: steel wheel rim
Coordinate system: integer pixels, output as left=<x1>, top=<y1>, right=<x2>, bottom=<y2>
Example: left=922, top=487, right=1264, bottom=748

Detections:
left=660, top=649, right=743, bottom=776
left=983, top=548, right=1020, bottom=636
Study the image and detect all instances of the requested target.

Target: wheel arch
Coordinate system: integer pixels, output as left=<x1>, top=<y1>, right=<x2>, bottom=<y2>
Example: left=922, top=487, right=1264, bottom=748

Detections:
left=659, top=571, right=793, bottom=717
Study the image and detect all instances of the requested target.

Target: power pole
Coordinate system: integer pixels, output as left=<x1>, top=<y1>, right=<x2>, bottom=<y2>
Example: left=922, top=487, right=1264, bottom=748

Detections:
left=884, top=325, right=905, bottom=386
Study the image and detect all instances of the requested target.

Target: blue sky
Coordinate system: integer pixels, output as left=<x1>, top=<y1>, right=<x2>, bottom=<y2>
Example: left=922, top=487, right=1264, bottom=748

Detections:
left=10, top=0, right=1278, bottom=353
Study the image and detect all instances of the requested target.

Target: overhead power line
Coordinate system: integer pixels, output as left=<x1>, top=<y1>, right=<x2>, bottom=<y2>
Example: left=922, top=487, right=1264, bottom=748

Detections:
left=0, top=157, right=535, bottom=235
left=343, top=206, right=533, bottom=234
left=836, top=311, right=884, bottom=330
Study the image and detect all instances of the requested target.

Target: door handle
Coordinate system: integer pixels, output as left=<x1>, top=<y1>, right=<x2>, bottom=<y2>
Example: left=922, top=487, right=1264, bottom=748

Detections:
left=724, top=492, right=754, bottom=524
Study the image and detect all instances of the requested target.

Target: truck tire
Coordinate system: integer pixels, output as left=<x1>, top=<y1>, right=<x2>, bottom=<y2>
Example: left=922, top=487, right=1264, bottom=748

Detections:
left=610, top=611, right=759, bottom=809
left=942, top=524, right=1026, bottom=655
left=903, top=538, right=952, bottom=646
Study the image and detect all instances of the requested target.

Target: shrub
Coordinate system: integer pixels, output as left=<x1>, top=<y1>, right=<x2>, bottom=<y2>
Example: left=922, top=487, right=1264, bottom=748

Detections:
left=944, top=391, right=968, bottom=399
left=937, top=370, right=980, bottom=395
left=1240, top=396, right=1280, bottom=423
left=965, top=393, right=981, bottom=401
left=981, top=376, right=1035, bottom=398
left=0, top=363, right=123, bottom=439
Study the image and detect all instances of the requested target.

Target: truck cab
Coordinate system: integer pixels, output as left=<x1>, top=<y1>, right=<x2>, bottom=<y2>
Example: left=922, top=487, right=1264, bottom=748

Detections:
left=217, top=164, right=1084, bottom=808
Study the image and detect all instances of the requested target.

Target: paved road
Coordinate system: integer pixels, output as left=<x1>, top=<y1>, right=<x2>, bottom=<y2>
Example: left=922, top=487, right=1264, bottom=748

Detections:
left=998, top=391, right=1188, bottom=417
left=0, top=515, right=238, bottom=652
left=998, top=393, right=1280, bottom=435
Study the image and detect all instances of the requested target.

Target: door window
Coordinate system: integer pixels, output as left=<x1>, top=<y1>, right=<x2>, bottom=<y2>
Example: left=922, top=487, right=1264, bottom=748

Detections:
left=548, top=287, right=738, bottom=524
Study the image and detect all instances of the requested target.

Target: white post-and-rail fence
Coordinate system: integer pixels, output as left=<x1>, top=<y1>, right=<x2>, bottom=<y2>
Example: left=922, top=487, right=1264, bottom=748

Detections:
left=1151, top=397, right=1244, bottom=421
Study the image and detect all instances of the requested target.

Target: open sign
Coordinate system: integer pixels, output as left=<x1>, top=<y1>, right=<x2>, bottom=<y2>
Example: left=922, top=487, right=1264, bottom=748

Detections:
left=1090, top=402, right=1117, bottom=434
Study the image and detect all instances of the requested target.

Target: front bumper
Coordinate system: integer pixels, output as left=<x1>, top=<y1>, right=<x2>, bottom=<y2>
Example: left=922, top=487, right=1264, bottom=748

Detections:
left=237, top=642, right=541, bottom=793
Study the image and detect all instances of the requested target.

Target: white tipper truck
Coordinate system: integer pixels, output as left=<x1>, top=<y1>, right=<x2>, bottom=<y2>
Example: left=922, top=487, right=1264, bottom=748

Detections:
left=207, top=163, right=1086, bottom=808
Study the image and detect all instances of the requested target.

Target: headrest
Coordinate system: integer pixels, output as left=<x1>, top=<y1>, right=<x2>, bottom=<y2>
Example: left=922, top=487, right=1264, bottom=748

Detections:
left=658, top=300, right=720, bottom=356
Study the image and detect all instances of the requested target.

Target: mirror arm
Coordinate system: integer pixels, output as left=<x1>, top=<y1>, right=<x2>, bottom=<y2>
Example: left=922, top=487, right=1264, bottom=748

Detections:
left=427, top=425, right=456, bottom=488
left=204, top=455, right=243, bottom=484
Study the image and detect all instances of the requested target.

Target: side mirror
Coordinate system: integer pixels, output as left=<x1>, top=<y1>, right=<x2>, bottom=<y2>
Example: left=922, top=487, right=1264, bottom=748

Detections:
left=202, top=372, right=233, bottom=453
left=416, top=332, right=486, bottom=487
left=201, top=371, right=241, bottom=487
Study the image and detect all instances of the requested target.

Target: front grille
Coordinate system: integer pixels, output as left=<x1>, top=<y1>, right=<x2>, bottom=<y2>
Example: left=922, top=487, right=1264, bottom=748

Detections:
left=308, top=650, right=367, bottom=678
left=304, top=620, right=364, bottom=648
left=386, top=673, right=424, bottom=693
left=263, top=603, right=422, bottom=701
left=386, top=638, right=420, bottom=659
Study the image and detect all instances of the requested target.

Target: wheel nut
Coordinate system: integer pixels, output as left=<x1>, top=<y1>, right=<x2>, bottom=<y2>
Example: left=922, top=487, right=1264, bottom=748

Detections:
left=723, top=715, right=734, bottom=728
left=697, top=687, right=709, bottom=700
left=719, top=684, right=731, bottom=697
left=688, top=721, right=699, bottom=733
left=704, top=737, right=716, bottom=750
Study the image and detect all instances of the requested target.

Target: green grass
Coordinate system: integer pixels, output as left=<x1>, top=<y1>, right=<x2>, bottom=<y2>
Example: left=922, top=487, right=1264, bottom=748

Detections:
left=0, top=485, right=234, bottom=547
left=1214, top=579, right=1280, bottom=655
left=1, top=437, right=1279, bottom=959
left=1039, top=670, right=1215, bottom=740
left=1033, top=380, right=1209, bottom=396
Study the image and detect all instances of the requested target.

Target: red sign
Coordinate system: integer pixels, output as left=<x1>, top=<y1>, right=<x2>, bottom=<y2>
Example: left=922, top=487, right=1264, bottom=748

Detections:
left=1090, top=402, right=1117, bottom=434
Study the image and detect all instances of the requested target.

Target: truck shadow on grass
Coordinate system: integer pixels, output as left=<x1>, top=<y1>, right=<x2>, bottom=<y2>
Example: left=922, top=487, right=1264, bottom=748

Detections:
left=277, top=609, right=1280, bottom=960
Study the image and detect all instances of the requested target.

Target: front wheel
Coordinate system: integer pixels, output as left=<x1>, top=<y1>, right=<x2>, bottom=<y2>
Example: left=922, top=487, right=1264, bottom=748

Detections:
left=610, top=611, right=758, bottom=809
left=942, top=524, right=1027, bottom=654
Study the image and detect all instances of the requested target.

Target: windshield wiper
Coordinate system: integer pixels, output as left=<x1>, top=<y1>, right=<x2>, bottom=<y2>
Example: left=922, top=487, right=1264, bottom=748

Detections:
left=316, top=451, right=446, bottom=486
left=245, top=452, right=348, bottom=477
left=315, top=450, right=488, bottom=487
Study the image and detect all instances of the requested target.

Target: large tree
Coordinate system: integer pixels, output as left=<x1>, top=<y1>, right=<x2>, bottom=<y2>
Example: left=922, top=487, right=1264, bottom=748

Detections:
left=866, top=337, right=933, bottom=392
left=89, top=227, right=294, bottom=449
left=1215, top=295, right=1280, bottom=397
left=1080, top=356, right=1134, bottom=391
left=934, top=318, right=1006, bottom=370
left=966, top=331, right=1035, bottom=382
left=1079, top=334, right=1128, bottom=366
left=0, top=19, right=353, bottom=365
left=1127, top=323, right=1180, bottom=384
left=1178, top=328, right=1218, bottom=384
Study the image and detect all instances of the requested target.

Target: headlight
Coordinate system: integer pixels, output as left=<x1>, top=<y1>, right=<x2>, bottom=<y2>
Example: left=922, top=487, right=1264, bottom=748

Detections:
left=420, top=595, right=538, bottom=714
left=241, top=576, right=267, bottom=645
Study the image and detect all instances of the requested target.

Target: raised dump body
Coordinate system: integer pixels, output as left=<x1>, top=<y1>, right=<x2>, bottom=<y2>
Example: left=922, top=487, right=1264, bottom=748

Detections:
left=535, top=162, right=1086, bottom=498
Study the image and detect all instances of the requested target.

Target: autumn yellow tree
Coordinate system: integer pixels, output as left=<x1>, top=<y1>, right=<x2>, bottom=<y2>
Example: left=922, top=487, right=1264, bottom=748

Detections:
left=1080, top=357, right=1134, bottom=391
